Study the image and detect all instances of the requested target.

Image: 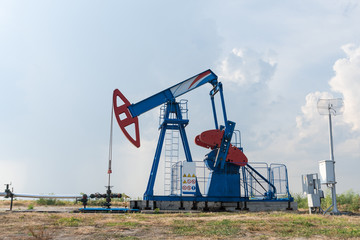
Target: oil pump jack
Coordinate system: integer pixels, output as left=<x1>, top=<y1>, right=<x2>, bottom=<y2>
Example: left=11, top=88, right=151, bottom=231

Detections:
left=113, top=70, right=292, bottom=206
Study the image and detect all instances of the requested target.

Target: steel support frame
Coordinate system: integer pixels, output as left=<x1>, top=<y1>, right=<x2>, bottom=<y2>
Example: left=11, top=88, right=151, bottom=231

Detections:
left=140, top=72, right=291, bottom=202
left=144, top=100, right=200, bottom=200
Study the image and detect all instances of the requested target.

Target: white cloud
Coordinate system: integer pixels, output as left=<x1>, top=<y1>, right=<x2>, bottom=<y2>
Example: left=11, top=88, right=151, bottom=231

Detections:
left=329, top=44, right=360, bottom=131
left=218, top=48, right=277, bottom=87
left=284, top=45, right=360, bottom=193
left=0, top=160, right=29, bottom=192
left=2, top=0, right=360, bottom=198
left=112, top=137, right=158, bottom=198
left=296, top=91, right=334, bottom=139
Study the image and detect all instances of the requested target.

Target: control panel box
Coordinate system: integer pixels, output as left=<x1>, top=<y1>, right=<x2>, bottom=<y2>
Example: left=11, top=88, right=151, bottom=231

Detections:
left=319, top=160, right=335, bottom=184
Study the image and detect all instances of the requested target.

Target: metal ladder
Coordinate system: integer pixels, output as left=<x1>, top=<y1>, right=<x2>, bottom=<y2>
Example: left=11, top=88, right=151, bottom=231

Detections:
left=160, top=100, right=188, bottom=195
left=164, top=130, right=179, bottom=195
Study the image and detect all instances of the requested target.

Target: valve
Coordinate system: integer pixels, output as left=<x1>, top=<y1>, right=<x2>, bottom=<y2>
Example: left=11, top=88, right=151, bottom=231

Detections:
left=78, top=194, right=88, bottom=208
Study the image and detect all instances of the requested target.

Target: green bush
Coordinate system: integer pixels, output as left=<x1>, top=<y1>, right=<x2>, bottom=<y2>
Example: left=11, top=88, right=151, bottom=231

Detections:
left=36, top=198, right=67, bottom=206
left=294, top=189, right=360, bottom=212
left=294, top=190, right=360, bottom=212
left=321, top=190, right=333, bottom=210
left=337, top=190, right=360, bottom=212
left=293, top=193, right=308, bottom=209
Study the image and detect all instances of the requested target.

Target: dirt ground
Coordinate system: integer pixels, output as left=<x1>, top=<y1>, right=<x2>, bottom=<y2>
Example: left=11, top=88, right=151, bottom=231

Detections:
left=1, top=200, right=360, bottom=239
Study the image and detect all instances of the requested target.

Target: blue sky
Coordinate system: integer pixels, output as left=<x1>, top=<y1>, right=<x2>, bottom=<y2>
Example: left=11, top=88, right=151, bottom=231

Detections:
left=1, top=0, right=360, bottom=198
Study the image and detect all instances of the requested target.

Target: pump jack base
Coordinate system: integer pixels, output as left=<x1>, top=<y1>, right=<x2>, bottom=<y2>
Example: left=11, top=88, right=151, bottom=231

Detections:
left=130, top=200, right=297, bottom=212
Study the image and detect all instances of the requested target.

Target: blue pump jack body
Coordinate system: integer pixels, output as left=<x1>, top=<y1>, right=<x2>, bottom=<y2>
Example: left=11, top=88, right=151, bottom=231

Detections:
left=114, top=69, right=282, bottom=202
left=127, top=70, right=218, bottom=119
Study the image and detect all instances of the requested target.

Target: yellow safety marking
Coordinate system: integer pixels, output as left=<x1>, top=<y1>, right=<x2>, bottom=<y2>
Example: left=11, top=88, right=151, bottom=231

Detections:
left=192, top=174, right=196, bottom=177
left=183, top=174, right=186, bottom=177
left=183, top=180, right=186, bottom=184
left=187, top=174, right=191, bottom=177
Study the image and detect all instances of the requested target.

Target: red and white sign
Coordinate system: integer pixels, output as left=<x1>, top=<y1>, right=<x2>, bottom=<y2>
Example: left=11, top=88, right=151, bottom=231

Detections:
left=182, top=162, right=196, bottom=195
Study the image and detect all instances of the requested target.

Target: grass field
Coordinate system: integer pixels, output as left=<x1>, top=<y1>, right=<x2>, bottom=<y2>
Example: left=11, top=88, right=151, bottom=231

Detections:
left=1, top=199, right=360, bottom=240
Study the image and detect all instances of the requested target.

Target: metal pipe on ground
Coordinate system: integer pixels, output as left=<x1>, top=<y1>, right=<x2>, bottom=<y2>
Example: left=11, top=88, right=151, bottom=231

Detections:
left=9, top=193, right=82, bottom=199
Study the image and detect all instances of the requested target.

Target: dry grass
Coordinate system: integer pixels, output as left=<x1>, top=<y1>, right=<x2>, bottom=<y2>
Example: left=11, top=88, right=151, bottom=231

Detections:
left=0, top=210, right=360, bottom=239
left=0, top=199, right=35, bottom=207
left=0, top=198, right=129, bottom=210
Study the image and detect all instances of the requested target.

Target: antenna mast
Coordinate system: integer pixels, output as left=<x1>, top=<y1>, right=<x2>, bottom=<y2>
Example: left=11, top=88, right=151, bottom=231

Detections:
left=317, top=98, right=344, bottom=214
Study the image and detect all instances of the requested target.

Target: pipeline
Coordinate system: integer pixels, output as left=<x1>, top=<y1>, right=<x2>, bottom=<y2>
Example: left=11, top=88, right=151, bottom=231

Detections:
left=7, top=193, right=82, bottom=199
left=1, top=184, right=123, bottom=211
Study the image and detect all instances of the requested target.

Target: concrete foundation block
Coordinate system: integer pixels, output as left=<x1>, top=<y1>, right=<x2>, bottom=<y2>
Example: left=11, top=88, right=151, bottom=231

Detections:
left=246, top=201, right=297, bottom=211
left=130, top=200, right=297, bottom=212
left=130, top=200, right=142, bottom=209
left=157, top=201, right=192, bottom=210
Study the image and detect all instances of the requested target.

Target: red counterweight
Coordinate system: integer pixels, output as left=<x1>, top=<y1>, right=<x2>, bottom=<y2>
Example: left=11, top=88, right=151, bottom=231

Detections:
left=113, top=89, right=140, bottom=148
left=195, top=129, right=248, bottom=166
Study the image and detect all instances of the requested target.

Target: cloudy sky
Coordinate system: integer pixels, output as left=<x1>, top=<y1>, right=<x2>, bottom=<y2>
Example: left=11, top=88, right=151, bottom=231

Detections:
left=1, top=0, right=359, bottom=198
